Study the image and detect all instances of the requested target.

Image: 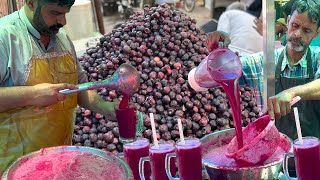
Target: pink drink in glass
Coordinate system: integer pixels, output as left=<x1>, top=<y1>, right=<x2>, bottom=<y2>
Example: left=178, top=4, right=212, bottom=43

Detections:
left=124, top=138, right=151, bottom=180
left=294, top=137, right=320, bottom=180
left=176, top=138, right=202, bottom=180
left=150, top=143, right=175, bottom=180
left=115, top=106, right=137, bottom=143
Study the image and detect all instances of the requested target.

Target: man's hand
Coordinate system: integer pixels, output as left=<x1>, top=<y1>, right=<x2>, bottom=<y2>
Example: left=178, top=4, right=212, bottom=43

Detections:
left=106, top=101, right=120, bottom=121
left=205, top=31, right=231, bottom=52
left=31, top=83, right=78, bottom=107
left=253, top=16, right=263, bottom=36
left=268, top=90, right=295, bottom=120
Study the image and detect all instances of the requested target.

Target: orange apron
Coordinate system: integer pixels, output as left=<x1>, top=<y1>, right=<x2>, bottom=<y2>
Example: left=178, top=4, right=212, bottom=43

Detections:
left=0, top=35, right=78, bottom=173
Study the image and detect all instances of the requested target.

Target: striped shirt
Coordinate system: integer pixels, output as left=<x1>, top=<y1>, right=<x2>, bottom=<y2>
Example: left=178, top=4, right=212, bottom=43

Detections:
left=239, top=46, right=320, bottom=108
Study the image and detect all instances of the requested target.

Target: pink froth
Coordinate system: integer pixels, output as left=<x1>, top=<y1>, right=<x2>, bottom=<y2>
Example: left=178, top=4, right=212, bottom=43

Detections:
left=10, top=151, right=125, bottom=180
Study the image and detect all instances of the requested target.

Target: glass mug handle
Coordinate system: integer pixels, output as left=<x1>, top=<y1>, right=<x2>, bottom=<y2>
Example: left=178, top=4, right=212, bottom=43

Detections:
left=283, top=152, right=298, bottom=180
left=139, top=156, right=150, bottom=180
left=165, top=153, right=179, bottom=180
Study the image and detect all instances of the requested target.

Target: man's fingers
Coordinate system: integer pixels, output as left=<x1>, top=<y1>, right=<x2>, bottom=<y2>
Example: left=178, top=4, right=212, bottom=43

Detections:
left=64, top=83, right=78, bottom=90
left=253, top=25, right=258, bottom=30
left=56, top=94, right=66, bottom=101
left=280, top=101, right=288, bottom=117
left=268, top=98, right=275, bottom=119
left=273, top=99, right=281, bottom=120
left=285, top=101, right=291, bottom=116
left=269, top=97, right=281, bottom=120
left=224, top=38, right=231, bottom=47
left=54, top=83, right=78, bottom=90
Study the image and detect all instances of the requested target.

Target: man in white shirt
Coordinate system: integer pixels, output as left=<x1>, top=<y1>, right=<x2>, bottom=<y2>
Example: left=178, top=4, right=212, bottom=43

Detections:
left=217, top=7, right=263, bottom=53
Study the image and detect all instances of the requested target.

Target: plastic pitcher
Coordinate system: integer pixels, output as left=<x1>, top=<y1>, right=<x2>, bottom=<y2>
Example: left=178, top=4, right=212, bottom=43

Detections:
left=188, top=44, right=242, bottom=91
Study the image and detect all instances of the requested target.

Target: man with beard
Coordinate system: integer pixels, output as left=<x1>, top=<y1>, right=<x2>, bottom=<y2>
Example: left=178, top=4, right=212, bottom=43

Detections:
left=0, top=0, right=120, bottom=173
left=206, top=0, right=320, bottom=139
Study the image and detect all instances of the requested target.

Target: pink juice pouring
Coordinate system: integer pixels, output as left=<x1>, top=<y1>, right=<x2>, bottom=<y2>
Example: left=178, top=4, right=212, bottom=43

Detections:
left=124, top=139, right=151, bottom=180
left=207, top=48, right=243, bottom=149
left=150, top=143, right=175, bottom=180
left=293, top=137, right=320, bottom=180
left=176, top=139, right=202, bottom=180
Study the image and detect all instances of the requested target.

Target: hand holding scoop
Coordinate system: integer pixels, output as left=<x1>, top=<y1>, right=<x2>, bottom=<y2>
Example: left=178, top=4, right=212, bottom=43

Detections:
left=226, top=96, right=301, bottom=165
left=59, top=63, right=140, bottom=96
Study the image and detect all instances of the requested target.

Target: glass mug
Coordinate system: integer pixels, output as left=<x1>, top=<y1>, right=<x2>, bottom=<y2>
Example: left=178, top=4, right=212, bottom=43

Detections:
left=283, top=136, right=320, bottom=180
left=123, top=138, right=151, bottom=180
left=139, top=142, right=176, bottom=180
left=115, top=106, right=137, bottom=143
left=165, top=138, right=202, bottom=180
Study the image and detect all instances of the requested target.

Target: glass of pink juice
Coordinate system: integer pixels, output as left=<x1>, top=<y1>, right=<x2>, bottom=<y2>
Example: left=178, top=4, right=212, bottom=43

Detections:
left=139, top=142, right=176, bottom=180
left=115, top=106, right=137, bottom=143
left=283, top=136, right=320, bottom=180
left=165, top=138, right=202, bottom=180
left=124, top=138, right=151, bottom=180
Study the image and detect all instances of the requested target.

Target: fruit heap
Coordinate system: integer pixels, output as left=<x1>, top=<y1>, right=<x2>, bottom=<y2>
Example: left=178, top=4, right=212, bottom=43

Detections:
left=72, top=4, right=260, bottom=153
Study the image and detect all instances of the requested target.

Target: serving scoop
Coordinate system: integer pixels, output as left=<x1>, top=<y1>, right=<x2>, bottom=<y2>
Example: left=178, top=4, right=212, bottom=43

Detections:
left=59, top=63, right=140, bottom=96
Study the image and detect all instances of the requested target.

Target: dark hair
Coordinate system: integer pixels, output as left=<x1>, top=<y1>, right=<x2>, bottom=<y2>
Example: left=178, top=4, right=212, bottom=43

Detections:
left=26, top=0, right=75, bottom=6
left=282, top=0, right=296, bottom=17
left=246, top=0, right=262, bottom=18
left=291, top=0, right=320, bottom=27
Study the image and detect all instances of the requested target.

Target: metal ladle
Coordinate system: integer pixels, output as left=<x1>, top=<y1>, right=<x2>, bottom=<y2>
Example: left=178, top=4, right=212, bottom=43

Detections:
left=59, top=63, right=140, bottom=96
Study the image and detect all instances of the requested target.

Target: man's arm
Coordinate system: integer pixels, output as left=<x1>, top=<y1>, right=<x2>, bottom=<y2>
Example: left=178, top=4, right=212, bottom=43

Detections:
left=0, top=86, right=35, bottom=112
left=77, top=90, right=118, bottom=121
left=268, top=79, right=320, bottom=119
left=0, top=83, right=77, bottom=112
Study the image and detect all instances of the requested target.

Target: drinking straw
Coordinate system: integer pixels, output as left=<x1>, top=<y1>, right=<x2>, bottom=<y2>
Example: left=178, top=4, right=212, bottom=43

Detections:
left=293, top=107, right=303, bottom=144
left=149, top=113, right=159, bottom=148
left=177, top=118, right=185, bottom=145
left=291, top=96, right=301, bottom=106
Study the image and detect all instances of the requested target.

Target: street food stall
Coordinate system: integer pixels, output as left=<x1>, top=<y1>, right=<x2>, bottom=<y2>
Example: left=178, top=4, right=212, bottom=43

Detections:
left=1, top=0, right=320, bottom=179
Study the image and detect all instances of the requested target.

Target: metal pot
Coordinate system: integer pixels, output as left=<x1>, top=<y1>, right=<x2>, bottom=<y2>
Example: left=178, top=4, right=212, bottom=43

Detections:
left=200, top=128, right=293, bottom=180
left=2, top=146, right=133, bottom=180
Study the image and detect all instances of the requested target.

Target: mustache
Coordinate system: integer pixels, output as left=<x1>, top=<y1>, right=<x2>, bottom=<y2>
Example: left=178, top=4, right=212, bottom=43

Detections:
left=288, top=37, right=304, bottom=46
left=49, top=24, right=63, bottom=31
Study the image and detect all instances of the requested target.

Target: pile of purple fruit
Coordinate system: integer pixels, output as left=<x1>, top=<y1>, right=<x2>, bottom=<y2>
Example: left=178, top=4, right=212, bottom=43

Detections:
left=72, top=4, right=260, bottom=153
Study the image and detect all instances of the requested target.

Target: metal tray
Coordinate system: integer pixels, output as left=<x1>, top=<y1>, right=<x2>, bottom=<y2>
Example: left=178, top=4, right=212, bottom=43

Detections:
left=2, top=146, right=133, bottom=180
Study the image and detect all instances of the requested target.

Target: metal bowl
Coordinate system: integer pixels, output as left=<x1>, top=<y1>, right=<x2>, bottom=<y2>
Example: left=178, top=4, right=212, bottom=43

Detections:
left=2, top=146, right=133, bottom=180
left=201, top=128, right=293, bottom=180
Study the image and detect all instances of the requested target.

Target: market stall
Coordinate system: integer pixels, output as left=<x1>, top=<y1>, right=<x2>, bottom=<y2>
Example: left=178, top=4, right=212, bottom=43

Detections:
left=1, top=0, right=320, bottom=180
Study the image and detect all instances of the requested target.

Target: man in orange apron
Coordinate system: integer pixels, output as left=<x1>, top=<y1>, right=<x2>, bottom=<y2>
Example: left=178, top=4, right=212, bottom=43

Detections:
left=0, top=0, right=118, bottom=173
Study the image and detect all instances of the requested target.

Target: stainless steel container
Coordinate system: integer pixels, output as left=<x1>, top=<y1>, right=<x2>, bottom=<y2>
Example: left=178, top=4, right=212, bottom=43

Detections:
left=2, top=146, right=133, bottom=180
left=201, top=129, right=293, bottom=180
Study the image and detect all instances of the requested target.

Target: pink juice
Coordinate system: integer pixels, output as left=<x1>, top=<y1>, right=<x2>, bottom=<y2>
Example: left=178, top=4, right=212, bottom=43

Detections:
left=116, top=107, right=137, bottom=140
left=176, top=139, right=202, bottom=180
left=293, top=137, right=320, bottom=180
left=216, top=78, right=243, bottom=149
left=203, top=142, right=287, bottom=169
left=124, top=139, right=151, bottom=180
left=116, top=95, right=137, bottom=141
left=150, top=143, right=175, bottom=180
left=207, top=49, right=243, bottom=149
